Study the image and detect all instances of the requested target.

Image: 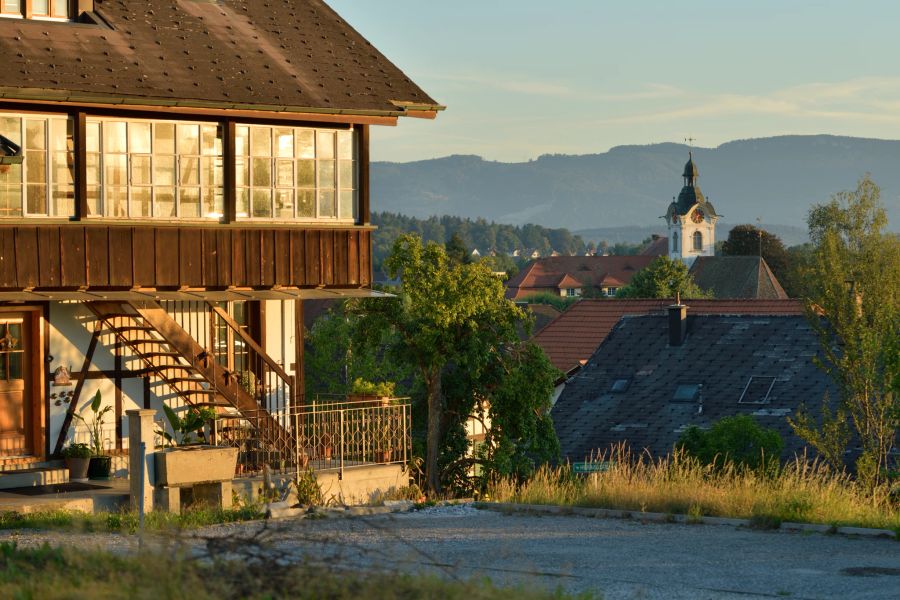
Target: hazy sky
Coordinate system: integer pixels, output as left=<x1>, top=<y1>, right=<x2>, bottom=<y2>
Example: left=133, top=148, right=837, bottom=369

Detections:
left=329, top=0, right=900, bottom=163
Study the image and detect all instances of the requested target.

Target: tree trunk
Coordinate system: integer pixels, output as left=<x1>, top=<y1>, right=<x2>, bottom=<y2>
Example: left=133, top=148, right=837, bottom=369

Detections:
left=425, top=373, right=443, bottom=495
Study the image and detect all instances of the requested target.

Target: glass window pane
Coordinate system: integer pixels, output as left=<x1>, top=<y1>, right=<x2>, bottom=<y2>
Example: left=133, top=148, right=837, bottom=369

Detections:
left=0, top=116, right=20, bottom=144
left=203, top=188, right=222, bottom=218
left=106, top=187, right=127, bottom=217
left=26, top=185, right=46, bottom=214
left=235, top=126, right=249, bottom=156
left=0, top=163, right=21, bottom=185
left=200, top=157, right=218, bottom=188
left=1, top=1, right=20, bottom=15
left=250, top=128, right=271, bottom=156
left=296, top=160, right=315, bottom=188
left=252, top=188, right=272, bottom=218
left=316, top=131, right=334, bottom=159
left=25, top=152, right=46, bottom=184
left=337, top=130, right=353, bottom=159
left=318, top=160, right=335, bottom=188
left=51, top=185, right=74, bottom=217
left=131, top=155, right=151, bottom=186
left=154, top=187, right=175, bottom=218
left=251, top=158, right=271, bottom=187
left=275, top=189, right=293, bottom=219
left=8, top=352, right=22, bottom=380
left=105, top=154, right=127, bottom=187
left=86, top=153, right=100, bottom=185
left=339, top=190, right=355, bottom=220
left=53, top=0, right=69, bottom=17
left=153, top=123, right=175, bottom=155
left=131, top=187, right=151, bottom=217
left=153, top=155, right=175, bottom=186
left=235, top=156, right=248, bottom=187
left=338, top=160, right=354, bottom=189
left=0, top=186, right=22, bottom=217
left=129, top=122, right=151, bottom=154
left=86, top=185, right=101, bottom=216
left=49, top=118, right=69, bottom=151
left=295, top=129, right=314, bottom=159
left=275, top=159, right=293, bottom=187
left=177, top=124, right=199, bottom=155
left=236, top=189, right=249, bottom=218
left=274, top=129, right=293, bottom=158
left=179, top=156, right=199, bottom=186
left=32, top=0, right=49, bottom=15
left=318, top=190, right=335, bottom=218
left=103, top=121, right=127, bottom=153
left=52, top=152, right=73, bottom=186
left=200, top=125, right=218, bottom=156
left=296, top=190, right=315, bottom=218
left=85, top=122, right=100, bottom=153
left=179, top=187, right=200, bottom=218
left=25, top=120, right=45, bottom=150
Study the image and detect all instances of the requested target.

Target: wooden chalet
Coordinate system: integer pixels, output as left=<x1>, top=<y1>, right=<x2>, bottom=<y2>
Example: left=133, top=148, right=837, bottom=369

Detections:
left=0, top=0, right=441, bottom=468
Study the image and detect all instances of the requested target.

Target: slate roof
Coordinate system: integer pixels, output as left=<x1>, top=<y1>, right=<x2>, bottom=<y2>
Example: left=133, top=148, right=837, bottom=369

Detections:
left=505, top=256, right=655, bottom=300
left=551, top=314, right=836, bottom=462
left=690, top=256, right=789, bottom=299
left=533, top=298, right=805, bottom=376
left=0, top=0, right=441, bottom=117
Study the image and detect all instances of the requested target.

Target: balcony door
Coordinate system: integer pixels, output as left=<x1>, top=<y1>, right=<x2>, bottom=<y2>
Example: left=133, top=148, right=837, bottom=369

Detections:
left=0, top=314, right=33, bottom=457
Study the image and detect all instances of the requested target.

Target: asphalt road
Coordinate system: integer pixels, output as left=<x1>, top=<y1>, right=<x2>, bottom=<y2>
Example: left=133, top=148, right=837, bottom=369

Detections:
left=254, top=505, right=900, bottom=600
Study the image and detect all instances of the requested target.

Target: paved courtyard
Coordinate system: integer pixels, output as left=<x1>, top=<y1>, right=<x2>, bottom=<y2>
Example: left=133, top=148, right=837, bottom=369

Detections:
left=4, top=505, right=900, bottom=599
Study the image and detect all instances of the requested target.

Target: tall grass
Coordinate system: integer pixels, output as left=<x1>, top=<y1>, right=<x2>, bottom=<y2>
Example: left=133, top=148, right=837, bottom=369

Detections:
left=489, top=445, right=900, bottom=531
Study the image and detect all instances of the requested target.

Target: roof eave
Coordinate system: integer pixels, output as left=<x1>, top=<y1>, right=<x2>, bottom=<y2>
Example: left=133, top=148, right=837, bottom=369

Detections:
left=0, top=86, right=440, bottom=121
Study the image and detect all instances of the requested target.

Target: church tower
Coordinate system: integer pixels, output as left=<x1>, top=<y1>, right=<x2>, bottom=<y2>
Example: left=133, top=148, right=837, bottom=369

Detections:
left=666, top=152, right=719, bottom=266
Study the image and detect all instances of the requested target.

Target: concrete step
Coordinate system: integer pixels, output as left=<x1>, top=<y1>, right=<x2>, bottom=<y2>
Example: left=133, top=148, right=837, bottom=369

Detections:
left=0, top=466, right=69, bottom=490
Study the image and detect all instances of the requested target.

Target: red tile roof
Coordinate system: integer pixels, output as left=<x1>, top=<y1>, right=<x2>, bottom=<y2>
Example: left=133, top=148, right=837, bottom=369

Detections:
left=639, top=236, right=669, bottom=256
left=506, top=256, right=655, bottom=299
left=534, top=298, right=805, bottom=375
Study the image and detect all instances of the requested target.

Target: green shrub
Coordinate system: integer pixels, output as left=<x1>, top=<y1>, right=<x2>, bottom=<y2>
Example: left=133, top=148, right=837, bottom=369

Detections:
left=677, top=415, right=783, bottom=471
left=60, top=443, right=92, bottom=459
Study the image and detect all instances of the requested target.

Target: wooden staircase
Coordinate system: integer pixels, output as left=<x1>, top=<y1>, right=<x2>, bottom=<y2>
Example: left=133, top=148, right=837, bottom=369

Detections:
left=85, top=301, right=291, bottom=452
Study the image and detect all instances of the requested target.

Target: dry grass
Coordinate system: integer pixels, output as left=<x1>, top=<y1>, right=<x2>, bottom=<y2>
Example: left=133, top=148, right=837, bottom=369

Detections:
left=489, top=445, right=900, bottom=532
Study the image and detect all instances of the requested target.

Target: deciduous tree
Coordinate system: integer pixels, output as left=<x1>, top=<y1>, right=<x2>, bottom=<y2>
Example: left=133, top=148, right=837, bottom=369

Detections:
left=616, top=256, right=712, bottom=299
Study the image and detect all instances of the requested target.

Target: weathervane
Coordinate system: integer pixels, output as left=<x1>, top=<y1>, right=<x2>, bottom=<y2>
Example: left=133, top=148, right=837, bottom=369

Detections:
left=684, top=136, right=696, bottom=151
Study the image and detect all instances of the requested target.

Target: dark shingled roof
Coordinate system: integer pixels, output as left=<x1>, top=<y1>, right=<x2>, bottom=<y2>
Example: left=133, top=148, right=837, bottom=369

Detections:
left=0, top=0, right=441, bottom=116
left=690, top=256, right=788, bottom=299
left=551, top=314, right=837, bottom=462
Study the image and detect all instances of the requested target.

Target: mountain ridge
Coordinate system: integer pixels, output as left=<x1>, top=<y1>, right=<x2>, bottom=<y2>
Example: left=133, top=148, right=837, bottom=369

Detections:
left=372, top=135, right=900, bottom=231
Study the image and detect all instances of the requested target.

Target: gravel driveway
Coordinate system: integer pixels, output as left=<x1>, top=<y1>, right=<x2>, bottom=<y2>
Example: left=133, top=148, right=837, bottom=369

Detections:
left=4, top=505, right=900, bottom=599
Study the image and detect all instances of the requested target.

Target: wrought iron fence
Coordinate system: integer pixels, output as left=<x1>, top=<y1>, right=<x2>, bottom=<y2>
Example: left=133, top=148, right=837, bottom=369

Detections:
left=212, top=397, right=411, bottom=479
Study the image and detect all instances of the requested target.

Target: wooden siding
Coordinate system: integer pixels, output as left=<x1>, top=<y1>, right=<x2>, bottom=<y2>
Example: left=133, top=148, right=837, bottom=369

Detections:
left=0, top=225, right=371, bottom=290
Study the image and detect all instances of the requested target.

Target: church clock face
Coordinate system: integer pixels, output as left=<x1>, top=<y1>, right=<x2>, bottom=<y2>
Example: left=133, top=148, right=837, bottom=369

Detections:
left=692, top=208, right=705, bottom=223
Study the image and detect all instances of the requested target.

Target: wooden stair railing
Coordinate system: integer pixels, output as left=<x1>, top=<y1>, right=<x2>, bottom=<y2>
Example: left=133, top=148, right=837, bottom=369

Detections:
left=86, top=301, right=291, bottom=453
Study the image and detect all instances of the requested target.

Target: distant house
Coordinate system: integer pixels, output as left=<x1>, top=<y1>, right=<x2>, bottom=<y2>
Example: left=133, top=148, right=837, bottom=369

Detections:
left=505, top=256, right=655, bottom=300
left=471, top=248, right=482, bottom=258
left=533, top=298, right=804, bottom=378
left=551, top=306, right=837, bottom=463
left=690, top=256, right=788, bottom=299
left=639, top=234, right=669, bottom=257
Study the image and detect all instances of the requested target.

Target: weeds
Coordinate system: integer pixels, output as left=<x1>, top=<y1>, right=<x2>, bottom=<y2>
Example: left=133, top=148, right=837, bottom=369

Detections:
left=0, top=504, right=264, bottom=534
left=488, top=444, right=900, bottom=531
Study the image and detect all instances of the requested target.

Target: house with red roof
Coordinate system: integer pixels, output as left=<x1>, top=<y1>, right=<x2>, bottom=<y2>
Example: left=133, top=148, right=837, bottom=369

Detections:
left=505, top=256, right=655, bottom=300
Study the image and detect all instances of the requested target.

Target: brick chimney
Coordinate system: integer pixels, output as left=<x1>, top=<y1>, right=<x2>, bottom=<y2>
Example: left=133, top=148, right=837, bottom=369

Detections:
left=668, top=296, right=687, bottom=347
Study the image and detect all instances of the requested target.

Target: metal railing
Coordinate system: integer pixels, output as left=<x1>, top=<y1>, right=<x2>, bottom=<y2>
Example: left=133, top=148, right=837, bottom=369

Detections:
left=213, top=397, right=411, bottom=478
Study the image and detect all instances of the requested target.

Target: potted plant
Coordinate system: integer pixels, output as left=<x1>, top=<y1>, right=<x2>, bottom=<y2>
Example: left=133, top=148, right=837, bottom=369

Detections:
left=61, top=442, right=92, bottom=482
left=72, top=390, right=113, bottom=480
left=350, top=379, right=396, bottom=405
left=154, top=405, right=239, bottom=487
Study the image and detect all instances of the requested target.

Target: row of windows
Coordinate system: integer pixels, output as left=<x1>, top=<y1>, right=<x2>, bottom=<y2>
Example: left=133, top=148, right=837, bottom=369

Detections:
left=0, top=113, right=359, bottom=222
left=0, top=0, right=70, bottom=19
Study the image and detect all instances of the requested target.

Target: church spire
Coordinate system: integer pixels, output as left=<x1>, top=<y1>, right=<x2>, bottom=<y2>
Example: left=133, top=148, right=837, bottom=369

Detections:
left=683, top=151, right=699, bottom=187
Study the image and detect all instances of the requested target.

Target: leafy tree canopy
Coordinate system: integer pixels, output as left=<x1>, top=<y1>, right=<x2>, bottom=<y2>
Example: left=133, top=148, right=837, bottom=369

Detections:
left=615, top=256, right=712, bottom=299
left=678, top=415, right=784, bottom=471
left=722, top=224, right=791, bottom=289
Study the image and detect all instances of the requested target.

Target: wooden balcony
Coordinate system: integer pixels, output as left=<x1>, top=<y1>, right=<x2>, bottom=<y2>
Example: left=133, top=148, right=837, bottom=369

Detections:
left=0, top=223, right=371, bottom=290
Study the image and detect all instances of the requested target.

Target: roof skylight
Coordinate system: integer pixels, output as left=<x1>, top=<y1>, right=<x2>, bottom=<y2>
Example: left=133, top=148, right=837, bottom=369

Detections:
left=738, top=376, right=776, bottom=404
